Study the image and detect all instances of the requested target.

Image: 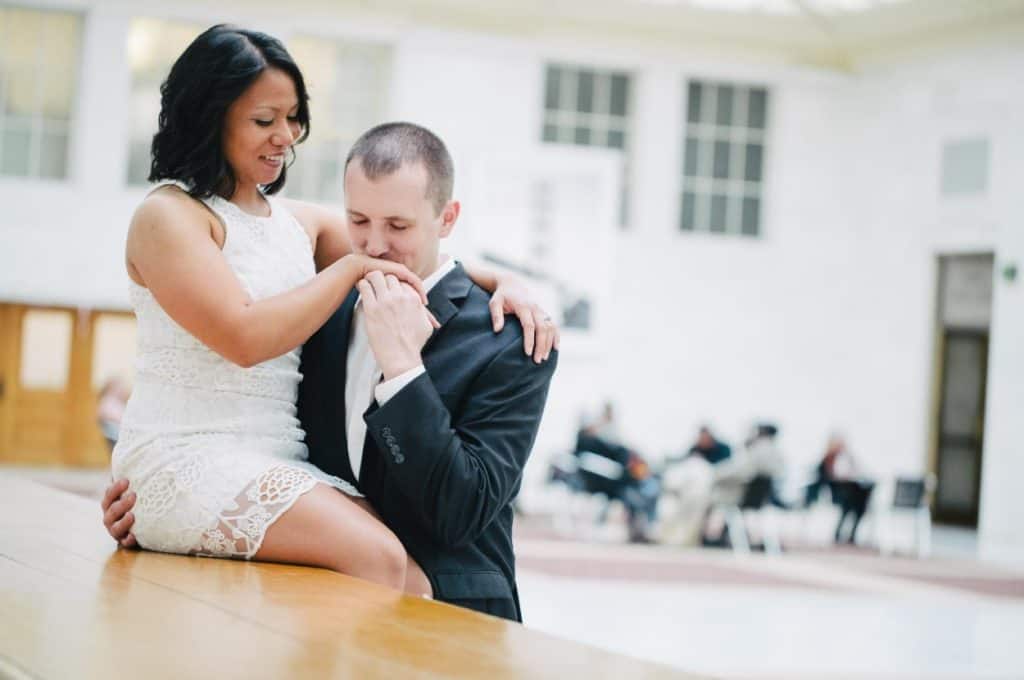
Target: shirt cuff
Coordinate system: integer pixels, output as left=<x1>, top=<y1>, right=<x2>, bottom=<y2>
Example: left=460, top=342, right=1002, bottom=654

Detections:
left=375, top=365, right=426, bottom=405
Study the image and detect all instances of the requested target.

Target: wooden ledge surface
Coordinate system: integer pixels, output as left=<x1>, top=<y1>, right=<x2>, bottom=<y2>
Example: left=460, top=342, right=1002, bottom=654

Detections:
left=0, top=475, right=700, bottom=679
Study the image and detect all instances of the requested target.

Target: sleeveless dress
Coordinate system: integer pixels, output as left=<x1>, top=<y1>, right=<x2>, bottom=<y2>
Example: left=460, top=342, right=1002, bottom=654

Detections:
left=111, top=192, right=358, bottom=559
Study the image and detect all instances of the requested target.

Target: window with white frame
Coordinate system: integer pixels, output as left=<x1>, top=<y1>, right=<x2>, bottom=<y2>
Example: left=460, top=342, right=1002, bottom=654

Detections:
left=125, top=19, right=204, bottom=185
left=286, top=36, right=391, bottom=203
left=680, top=81, right=768, bottom=237
left=0, top=7, right=82, bottom=180
left=541, top=64, right=631, bottom=226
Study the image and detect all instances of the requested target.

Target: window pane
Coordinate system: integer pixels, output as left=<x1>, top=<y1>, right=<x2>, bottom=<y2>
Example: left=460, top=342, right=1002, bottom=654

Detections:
left=609, top=74, right=628, bottom=117
left=317, top=157, right=342, bottom=203
left=745, top=143, right=763, bottom=182
left=686, top=81, right=702, bottom=124
left=287, top=37, right=391, bottom=200
left=3, top=59, right=38, bottom=118
left=680, top=190, right=696, bottom=231
left=713, top=140, right=730, bottom=179
left=38, top=128, right=68, bottom=178
left=126, top=19, right=204, bottom=185
left=710, top=194, right=728, bottom=233
left=684, top=136, right=699, bottom=177
left=716, top=86, right=734, bottom=126
left=748, top=88, right=767, bottom=129
left=577, top=71, right=594, bottom=113
left=1, top=8, right=41, bottom=117
left=694, top=192, right=708, bottom=230
left=544, top=66, right=561, bottom=110
left=941, top=137, right=989, bottom=196
left=92, top=314, right=137, bottom=389
left=127, top=19, right=201, bottom=84
left=542, top=123, right=559, bottom=142
left=1, top=120, right=32, bottom=176
left=742, top=197, right=760, bottom=235
left=574, top=126, right=591, bottom=145
left=39, top=13, right=80, bottom=118
left=288, top=157, right=311, bottom=197
left=20, top=309, right=72, bottom=390
left=607, top=129, right=625, bottom=149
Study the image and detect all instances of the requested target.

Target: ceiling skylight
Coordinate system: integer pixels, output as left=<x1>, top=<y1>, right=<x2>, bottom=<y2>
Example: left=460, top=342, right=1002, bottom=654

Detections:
left=637, top=0, right=909, bottom=14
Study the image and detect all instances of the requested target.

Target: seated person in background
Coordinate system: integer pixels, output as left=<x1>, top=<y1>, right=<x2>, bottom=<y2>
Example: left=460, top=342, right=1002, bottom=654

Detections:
left=808, top=434, right=874, bottom=544
left=743, top=423, right=788, bottom=509
left=658, top=424, right=735, bottom=546
left=573, top=406, right=658, bottom=543
left=96, top=377, right=131, bottom=452
left=687, top=426, right=732, bottom=465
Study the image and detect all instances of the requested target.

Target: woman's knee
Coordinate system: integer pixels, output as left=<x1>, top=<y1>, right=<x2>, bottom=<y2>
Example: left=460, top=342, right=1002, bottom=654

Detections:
left=347, top=530, right=407, bottom=589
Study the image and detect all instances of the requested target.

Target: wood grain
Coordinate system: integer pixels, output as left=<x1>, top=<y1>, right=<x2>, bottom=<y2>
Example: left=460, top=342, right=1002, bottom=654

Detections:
left=0, top=476, right=700, bottom=679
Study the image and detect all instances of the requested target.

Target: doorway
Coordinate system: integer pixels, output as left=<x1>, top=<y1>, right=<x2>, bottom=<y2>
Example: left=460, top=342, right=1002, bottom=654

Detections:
left=931, top=255, right=993, bottom=527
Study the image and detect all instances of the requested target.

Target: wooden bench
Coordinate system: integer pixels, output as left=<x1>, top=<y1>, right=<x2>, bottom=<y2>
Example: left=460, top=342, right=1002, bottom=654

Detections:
left=0, top=476, right=699, bottom=679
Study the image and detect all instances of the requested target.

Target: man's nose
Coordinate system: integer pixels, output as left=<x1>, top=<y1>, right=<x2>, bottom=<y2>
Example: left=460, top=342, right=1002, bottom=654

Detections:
left=365, top=228, right=388, bottom=257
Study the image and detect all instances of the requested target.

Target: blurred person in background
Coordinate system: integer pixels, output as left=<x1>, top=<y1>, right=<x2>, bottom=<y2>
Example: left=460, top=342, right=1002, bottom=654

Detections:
left=658, top=425, right=734, bottom=546
left=742, top=422, right=788, bottom=509
left=687, top=425, right=733, bottom=465
left=96, top=376, right=131, bottom=451
left=807, top=434, right=875, bottom=544
left=574, top=404, right=659, bottom=543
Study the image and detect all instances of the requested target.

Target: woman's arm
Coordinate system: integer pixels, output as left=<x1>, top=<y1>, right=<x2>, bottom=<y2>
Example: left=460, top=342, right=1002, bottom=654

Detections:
left=127, top=192, right=426, bottom=368
left=280, top=197, right=352, bottom=272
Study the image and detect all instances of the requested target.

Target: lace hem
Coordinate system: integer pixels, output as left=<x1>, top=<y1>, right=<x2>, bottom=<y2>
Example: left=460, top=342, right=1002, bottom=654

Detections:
left=191, top=465, right=319, bottom=559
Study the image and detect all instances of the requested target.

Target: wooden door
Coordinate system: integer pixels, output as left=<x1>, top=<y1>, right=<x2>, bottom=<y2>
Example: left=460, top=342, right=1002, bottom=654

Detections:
left=0, top=303, right=134, bottom=467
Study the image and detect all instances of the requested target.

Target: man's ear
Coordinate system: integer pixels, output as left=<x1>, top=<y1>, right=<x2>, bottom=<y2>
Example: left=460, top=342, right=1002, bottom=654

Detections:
left=439, top=200, right=460, bottom=237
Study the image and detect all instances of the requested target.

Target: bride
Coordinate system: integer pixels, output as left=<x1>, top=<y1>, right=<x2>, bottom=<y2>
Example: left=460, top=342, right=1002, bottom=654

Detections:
left=102, top=24, right=556, bottom=596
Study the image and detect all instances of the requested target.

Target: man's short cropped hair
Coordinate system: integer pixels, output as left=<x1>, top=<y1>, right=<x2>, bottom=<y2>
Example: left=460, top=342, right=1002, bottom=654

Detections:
left=345, top=122, right=454, bottom=214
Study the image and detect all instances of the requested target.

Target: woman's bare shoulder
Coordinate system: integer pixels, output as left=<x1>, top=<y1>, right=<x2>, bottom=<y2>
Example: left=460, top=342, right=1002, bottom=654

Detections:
left=129, top=186, right=224, bottom=245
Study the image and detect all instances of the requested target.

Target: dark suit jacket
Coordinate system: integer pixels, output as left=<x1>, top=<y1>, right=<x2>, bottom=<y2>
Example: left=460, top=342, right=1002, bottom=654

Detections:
left=297, top=264, right=557, bottom=621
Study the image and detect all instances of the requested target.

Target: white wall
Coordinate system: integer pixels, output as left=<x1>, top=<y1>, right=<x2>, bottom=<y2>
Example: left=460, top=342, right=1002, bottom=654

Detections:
left=852, top=43, right=1024, bottom=562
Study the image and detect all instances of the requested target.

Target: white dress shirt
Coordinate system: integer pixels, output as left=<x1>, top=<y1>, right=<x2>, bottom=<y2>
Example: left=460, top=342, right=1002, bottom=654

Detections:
left=345, top=256, right=457, bottom=481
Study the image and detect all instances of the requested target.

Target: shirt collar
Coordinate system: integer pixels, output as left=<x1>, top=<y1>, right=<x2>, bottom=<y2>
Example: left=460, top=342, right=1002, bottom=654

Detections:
left=421, top=255, right=456, bottom=294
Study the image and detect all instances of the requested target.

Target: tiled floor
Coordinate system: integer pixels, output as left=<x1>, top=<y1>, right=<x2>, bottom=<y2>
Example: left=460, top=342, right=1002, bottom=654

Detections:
left=9, top=466, right=1024, bottom=679
left=514, top=521, right=1024, bottom=679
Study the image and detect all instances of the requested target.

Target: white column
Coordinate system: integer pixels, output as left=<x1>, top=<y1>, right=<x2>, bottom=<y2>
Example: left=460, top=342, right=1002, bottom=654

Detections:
left=978, top=111, right=1024, bottom=566
left=69, top=5, right=131, bottom=192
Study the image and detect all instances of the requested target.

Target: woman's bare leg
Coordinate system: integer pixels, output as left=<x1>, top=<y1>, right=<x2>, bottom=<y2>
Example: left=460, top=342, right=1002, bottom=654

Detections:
left=255, top=483, right=408, bottom=591
left=351, top=496, right=433, bottom=598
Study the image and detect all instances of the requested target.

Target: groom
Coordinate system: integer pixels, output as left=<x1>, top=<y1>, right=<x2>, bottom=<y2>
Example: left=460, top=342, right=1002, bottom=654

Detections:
left=104, top=122, right=557, bottom=622
left=300, top=122, right=557, bottom=621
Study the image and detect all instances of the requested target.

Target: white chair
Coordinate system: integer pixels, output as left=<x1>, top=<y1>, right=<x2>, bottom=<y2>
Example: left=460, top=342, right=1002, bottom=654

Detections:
left=875, top=474, right=936, bottom=558
left=711, top=475, right=783, bottom=556
left=548, top=451, right=625, bottom=538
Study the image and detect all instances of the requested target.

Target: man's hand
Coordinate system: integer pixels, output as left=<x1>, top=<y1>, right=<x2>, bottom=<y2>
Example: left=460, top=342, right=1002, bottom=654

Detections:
left=102, top=478, right=138, bottom=548
left=358, top=271, right=434, bottom=380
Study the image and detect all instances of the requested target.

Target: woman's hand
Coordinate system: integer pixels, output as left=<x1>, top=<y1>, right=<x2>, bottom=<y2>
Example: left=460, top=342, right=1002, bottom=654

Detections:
left=489, top=275, right=560, bottom=363
left=344, top=254, right=428, bottom=305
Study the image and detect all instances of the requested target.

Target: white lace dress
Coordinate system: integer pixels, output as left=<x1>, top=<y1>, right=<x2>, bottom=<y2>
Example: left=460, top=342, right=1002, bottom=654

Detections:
left=111, top=193, right=357, bottom=559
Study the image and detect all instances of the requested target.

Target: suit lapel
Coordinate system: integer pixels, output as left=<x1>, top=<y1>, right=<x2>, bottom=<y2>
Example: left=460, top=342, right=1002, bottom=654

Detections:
left=422, top=263, right=473, bottom=354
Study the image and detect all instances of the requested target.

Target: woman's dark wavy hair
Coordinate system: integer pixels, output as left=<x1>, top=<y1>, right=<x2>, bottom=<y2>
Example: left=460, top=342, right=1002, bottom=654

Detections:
left=148, top=24, right=310, bottom=198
